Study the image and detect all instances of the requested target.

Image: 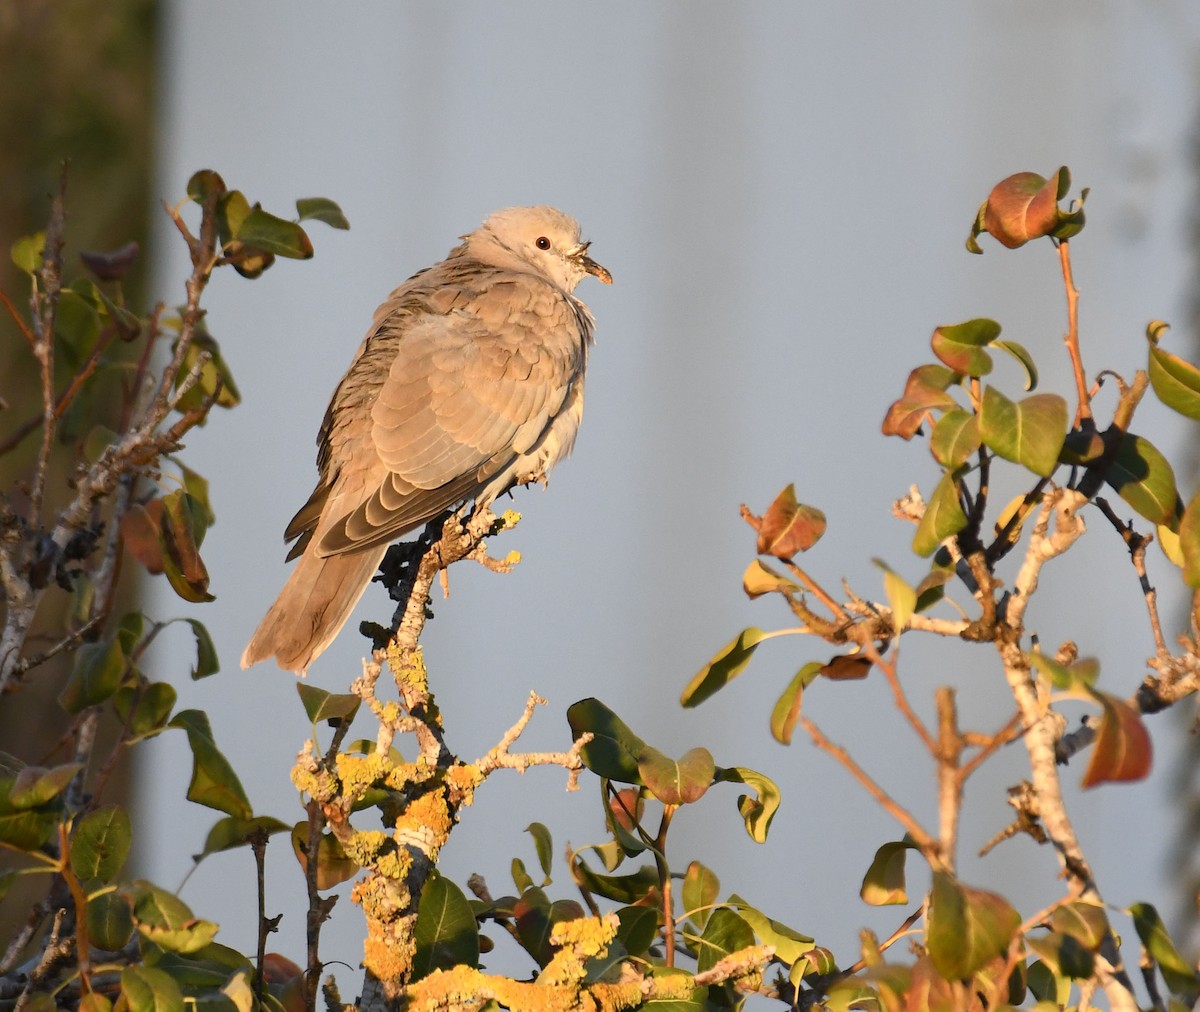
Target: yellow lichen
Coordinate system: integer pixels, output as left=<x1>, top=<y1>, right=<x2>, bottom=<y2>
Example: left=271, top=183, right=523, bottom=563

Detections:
left=341, top=829, right=389, bottom=865
left=444, top=762, right=483, bottom=804
left=335, top=751, right=387, bottom=802
left=397, top=791, right=454, bottom=845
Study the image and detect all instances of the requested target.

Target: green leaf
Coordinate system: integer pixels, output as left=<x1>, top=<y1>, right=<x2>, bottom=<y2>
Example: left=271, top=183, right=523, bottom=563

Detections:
left=755, top=484, right=826, bottom=558
left=931, top=318, right=1000, bottom=376
left=186, top=169, right=227, bottom=205
left=1130, top=902, right=1200, bottom=1001
left=1049, top=900, right=1108, bottom=950
left=874, top=559, right=916, bottom=633
left=526, top=822, right=553, bottom=882
left=158, top=490, right=216, bottom=602
left=296, top=196, right=350, bottom=230
left=184, top=619, right=219, bottom=680
left=71, top=805, right=131, bottom=881
left=926, top=871, right=1020, bottom=981
left=296, top=683, right=361, bottom=725
left=1179, top=493, right=1200, bottom=588
left=59, top=637, right=127, bottom=714
left=859, top=838, right=917, bottom=906
left=9, top=763, right=83, bottom=807
left=1107, top=433, right=1181, bottom=530
left=56, top=289, right=102, bottom=364
left=682, top=861, right=719, bottom=929
left=1146, top=321, right=1200, bottom=420
left=512, top=857, right=534, bottom=893
left=615, top=905, right=659, bottom=957
left=912, top=470, right=968, bottom=557
left=978, top=387, right=1067, bottom=477
left=637, top=746, right=714, bottom=806
left=1027, top=651, right=1098, bottom=693
left=169, top=709, right=253, bottom=818
left=196, top=814, right=290, bottom=858
left=770, top=662, right=822, bottom=745
left=929, top=409, right=981, bottom=469
left=413, top=872, right=480, bottom=979
left=1027, top=931, right=1094, bottom=980
left=112, top=681, right=177, bottom=741
left=128, top=881, right=219, bottom=955
left=681, top=627, right=772, bottom=707
left=688, top=907, right=754, bottom=974
left=175, top=332, right=241, bottom=413
left=235, top=206, right=314, bottom=259
left=121, top=964, right=185, bottom=1012
left=87, top=891, right=134, bottom=952
left=11, top=231, right=46, bottom=275
left=0, top=776, right=62, bottom=850
left=727, top=894, right=814, bottom=964
left=714, top=766, right=780, bottom=843
left=994, top=338, right=1038, bottom=391
left=567, top=698, right=648, bottom=784
left=570, top=857, right=660, bottom=906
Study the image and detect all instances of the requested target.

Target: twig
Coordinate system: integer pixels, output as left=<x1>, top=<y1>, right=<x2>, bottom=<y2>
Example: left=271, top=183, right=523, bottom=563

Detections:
left=1058, top=240, right=1092, bottom=425
left=801, top=716, right=939, bottom=860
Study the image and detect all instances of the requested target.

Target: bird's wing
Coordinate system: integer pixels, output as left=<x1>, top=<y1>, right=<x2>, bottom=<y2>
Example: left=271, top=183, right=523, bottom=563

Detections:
left=313, top=276, right=584, bottom=557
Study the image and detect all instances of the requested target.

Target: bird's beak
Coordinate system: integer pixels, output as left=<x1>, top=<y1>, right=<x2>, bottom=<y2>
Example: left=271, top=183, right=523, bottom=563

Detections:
left=574, top=241, right=612, bottom=285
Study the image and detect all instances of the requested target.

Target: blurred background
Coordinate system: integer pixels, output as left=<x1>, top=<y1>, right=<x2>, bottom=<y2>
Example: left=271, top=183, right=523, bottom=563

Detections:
left=5, top=0, right=1200, bottom=1000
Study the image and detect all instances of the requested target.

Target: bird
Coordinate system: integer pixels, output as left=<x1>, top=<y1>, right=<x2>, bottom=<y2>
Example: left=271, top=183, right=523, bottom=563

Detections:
left=241, top=206, right=611, bottom=674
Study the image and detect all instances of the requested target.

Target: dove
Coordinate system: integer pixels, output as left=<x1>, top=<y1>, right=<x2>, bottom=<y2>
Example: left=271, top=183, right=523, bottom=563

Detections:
left=242, top=206, right=610, bottom=674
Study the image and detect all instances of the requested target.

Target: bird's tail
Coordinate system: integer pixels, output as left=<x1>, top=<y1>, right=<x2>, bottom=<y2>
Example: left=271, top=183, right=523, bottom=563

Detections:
left=241, top=544, right=387, bottom=675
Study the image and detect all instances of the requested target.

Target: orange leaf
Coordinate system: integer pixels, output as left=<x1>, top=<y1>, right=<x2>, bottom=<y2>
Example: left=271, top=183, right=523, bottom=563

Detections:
left=1080, top=692, right=1152, bottom=788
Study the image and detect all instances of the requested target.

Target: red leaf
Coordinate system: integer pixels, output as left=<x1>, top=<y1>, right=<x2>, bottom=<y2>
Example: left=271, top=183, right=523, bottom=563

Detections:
left=820, top=655, right=871, bottom=681
left=756, top=484, right=826, bottom=558
left=119, top=501, right=165, bottom=574
left=1080, top=692, right=1152, bottom=788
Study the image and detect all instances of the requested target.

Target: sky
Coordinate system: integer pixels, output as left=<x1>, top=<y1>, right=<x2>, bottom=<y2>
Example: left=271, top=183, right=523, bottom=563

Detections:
left=139, top=2, right=1200, bottom=999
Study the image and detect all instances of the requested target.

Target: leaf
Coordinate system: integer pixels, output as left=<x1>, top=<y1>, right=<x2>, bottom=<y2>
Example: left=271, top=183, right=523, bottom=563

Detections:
left=290, top=822, right=359, bottom=889
left=1027, top=651, right=1098, bottom=693
left=682, top=861, right=719, bottom=929
left=59, top=637, right=127, bottom=714
left=11, top=231, right=46, bottom=275
left=120, top=502, right=166, bottom=574
left=770, top=662, right=822, bottom=745
left=87, top=891, right=134, bottom=952
left=1146, top=321, right=1200, bottom=421
left=0, top=774, right=64, bottom=851
left=570, top=857, right=660, bottom=906
left=512, top=857, right=534, bottom=893
left=196, top=815, right=290, bottom=858
left=860, top=838, right=917, bottom=906
left=742, top=559, right=798, bottom=599
left=187, top=169, right=227, bottom=205
left=681, top=628, right=772, bottom=707
left=978, top=387, right=1067, bottom=477
left=1179, top=493, right=1200, bottom=587
left=926, top=871, right=1021, bottom=981
left=1130, top=902, right=1200, bottom=1001
left=112, top=681, right=177, bottom=741
left=929, top=408, right=981, bottom=469
left=689, top=907, right=755, bottom=974
left=235, top=206, right=314, bottom=259
left=1080, top=691, right=1152, bottom=788
left=121, top=965, right=185, bottom=1012
left=296, top=196, right=350, bottom=230
left=637, top=746, right=714, bottom=806
left=296, top=683, right=360, bottom=725
left=71, top=805, right=132, bottom=881
left=615, top=905, right=659, bottom=957
left=882, top=364, right=959, bottom=439
left=714, top=766, right=780, bottom=843
left=169, top=710, right=252, bottom=818
left=754, top=484, right=826, bottom=558
left=1107, top=433, right=1182, bottom=530
left=874, top=559, right=916, bottom=633
left=129, top=880, right=218, bottom=954
left=931, top=319, right=1000, bottom=376
left=56, top=289, right=102, bottom=363
left=412, top=872, right=480, bottom=979
left=820, top=654, right=872, bottom=681
left=974, top=167, right=1083, bottom=250
left=10, top=763, right=83, bottom=807
left=183, top=619, right=219, bottom=680
left=175, top=332, right=241, bottom=412
left=80, top=240, right=141, bottom=282
left=1049, top=900, right=1108, bottom=950
left=526, top=822, right=554, bottom=882
left=727, top=894, right=814, bottom=964
left=567, top=698, right=648, bottom=784
left=159, top=490, right=215, bottom=603
left=1026, top=931, right=1094, bottom=980
left=177, top=463, right=215, bottom=527
left=994, top=338, right=1039, bottom=391
left=912, top=469, right=969, bottom=557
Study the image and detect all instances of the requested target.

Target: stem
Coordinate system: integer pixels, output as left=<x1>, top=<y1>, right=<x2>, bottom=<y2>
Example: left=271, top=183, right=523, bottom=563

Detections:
left=1058, top=240, right=1092, bottom=425
left=653, top=805, right=677, bottom=967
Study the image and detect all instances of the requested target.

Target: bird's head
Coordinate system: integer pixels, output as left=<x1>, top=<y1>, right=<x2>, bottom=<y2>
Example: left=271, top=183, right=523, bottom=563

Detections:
left=468, top=206, right=612, bottom=292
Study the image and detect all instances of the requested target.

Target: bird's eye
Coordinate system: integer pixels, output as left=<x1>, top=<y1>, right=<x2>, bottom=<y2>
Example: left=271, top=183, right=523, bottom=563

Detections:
left=535, top=236, right=551, bottom=251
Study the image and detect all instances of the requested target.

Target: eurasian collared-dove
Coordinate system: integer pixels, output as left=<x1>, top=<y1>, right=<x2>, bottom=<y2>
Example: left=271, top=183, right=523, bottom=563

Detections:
left=242, top=206, right=610, bottom=674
